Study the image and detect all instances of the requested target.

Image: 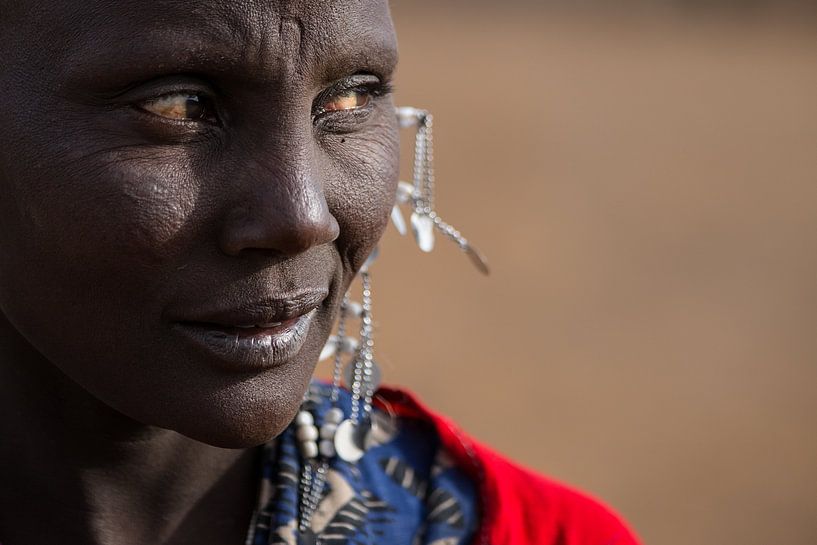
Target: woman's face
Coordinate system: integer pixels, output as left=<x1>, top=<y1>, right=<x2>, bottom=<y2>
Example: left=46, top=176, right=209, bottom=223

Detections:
left=0, top=0, right=399, bottom=447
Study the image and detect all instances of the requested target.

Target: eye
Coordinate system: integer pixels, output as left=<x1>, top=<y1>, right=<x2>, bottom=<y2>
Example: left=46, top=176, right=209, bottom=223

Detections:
left=320, top=89, right=371, bottom=113
left=139, top=93, right=218, bottom=124
left=313, top=75, right=392, bottom=123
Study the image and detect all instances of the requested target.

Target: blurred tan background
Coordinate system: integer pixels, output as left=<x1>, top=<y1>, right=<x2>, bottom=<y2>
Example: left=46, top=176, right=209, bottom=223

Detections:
left=322, top=2, right=817, bottom=544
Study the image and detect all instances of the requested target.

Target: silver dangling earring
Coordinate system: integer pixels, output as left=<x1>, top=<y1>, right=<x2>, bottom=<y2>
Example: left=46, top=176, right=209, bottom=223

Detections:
left=393, top=107, right=490, bottom=276
left=314, top=249, right=381, bottom=463
left=293, top=249, right=381, bottom=538
left=292, top=106, right=488, bottom=540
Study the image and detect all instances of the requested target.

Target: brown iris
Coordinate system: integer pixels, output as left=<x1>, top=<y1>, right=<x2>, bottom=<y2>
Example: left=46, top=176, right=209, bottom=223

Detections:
left=321, top=90, right=370, bottom=112
left=141, top=93, right=211, bottom=122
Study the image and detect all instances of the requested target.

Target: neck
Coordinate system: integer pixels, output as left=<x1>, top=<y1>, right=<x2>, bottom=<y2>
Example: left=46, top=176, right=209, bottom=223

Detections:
left=0, top=316, right=259, bottom=545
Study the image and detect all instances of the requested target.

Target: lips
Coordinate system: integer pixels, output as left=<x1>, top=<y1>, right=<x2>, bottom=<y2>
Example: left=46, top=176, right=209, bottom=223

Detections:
left=169, top=289, right=328, bottom=372
left=181, top=316, right=301, bottom=340
left=176, top=290, right=327, bottom=330
left=236, top=321, right=285, bottom=329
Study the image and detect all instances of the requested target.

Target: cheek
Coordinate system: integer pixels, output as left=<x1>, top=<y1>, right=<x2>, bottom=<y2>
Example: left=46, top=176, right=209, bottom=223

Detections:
left=110, top=159, right=199, bottom=256
left=4, top=151, right=198, bottom=282
left=0, top=146, right=201, bottom=369
left=323, top=122, right=400, bottom=271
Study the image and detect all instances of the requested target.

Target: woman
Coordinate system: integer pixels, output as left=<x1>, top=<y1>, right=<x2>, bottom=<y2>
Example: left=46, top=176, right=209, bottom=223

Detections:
left=0, top=1, right=640, bottom=544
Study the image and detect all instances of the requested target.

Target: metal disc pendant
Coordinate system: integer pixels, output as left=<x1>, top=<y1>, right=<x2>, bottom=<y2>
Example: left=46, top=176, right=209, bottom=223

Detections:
left=342, top=360, right=382, bottom=391
left=391, top=205, right=407, bottom=236
left=396, top=106, right=422, bottom=128
left=345, top=300, right=364, bottom=318
left=396, top=181, right=416, bottom=204
left=319, top=336, right=339, bottom=362
left=334, top=419, right=365, bottom=463
left=465, top=244, right=491, bottom=276
left=411, top=212, right=435, bottom=252
left=319, top=336, right=359, bottom=362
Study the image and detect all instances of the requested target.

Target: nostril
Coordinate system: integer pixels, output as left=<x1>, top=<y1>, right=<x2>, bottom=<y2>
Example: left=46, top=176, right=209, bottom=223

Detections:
left=218, top=194, right=340, bottom=257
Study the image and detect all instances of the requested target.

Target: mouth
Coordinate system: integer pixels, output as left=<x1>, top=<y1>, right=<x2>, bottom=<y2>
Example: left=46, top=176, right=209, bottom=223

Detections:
left=170, top=291, right=327, bottom=372
left=182, top=315, right=302, bottom=337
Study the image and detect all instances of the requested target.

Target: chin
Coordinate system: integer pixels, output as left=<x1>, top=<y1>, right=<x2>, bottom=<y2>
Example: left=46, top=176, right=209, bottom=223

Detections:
left=179, top=417, right=292, bottom=450
left=110, top=355, right=317, bottom=449
left=161, top=385, right=308, bottom=449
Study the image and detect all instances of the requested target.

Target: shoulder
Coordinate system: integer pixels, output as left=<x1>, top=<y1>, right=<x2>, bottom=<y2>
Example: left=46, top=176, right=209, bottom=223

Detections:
left=375, top=386, right=642, bottom=545
left=476, top=451, right=641, bottom=545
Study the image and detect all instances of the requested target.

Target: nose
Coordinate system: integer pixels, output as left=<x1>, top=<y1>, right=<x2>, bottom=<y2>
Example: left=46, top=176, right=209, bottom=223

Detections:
left=218, top=149, right=340, bottom=258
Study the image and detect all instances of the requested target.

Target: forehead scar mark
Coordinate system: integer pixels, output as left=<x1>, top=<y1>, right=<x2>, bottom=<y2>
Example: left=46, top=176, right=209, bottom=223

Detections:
left=277, top=15, right=306, bottom=74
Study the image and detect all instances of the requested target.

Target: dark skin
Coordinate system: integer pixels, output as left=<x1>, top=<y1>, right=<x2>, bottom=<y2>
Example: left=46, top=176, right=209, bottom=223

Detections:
left=0, top=1, right=399, bottom=543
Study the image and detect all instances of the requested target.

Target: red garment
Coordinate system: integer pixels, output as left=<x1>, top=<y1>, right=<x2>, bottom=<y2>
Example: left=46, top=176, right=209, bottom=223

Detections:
left=376, top=387, right=642, bottom=545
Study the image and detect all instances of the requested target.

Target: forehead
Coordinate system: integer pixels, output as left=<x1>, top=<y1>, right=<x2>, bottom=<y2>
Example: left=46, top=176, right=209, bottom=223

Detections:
left=9, top=0, right=397, bottom=81
left=19, top=0, right=394, bottom=33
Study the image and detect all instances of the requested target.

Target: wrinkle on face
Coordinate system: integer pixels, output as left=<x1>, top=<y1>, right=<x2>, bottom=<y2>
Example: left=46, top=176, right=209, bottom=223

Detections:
left=39, top=0, right=399, bottom=94
left=0, top=0, right=400, bottom=448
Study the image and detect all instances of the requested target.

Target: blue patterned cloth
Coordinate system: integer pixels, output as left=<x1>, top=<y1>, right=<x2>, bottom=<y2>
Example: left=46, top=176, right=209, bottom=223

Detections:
left=248, top=382, right=479, bottom=545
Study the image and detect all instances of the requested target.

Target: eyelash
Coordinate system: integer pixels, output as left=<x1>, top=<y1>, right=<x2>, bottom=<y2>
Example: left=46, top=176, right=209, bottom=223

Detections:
left=312, top=79, right=394, bottom=120
left=135, top=76, right=393, bottom=129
